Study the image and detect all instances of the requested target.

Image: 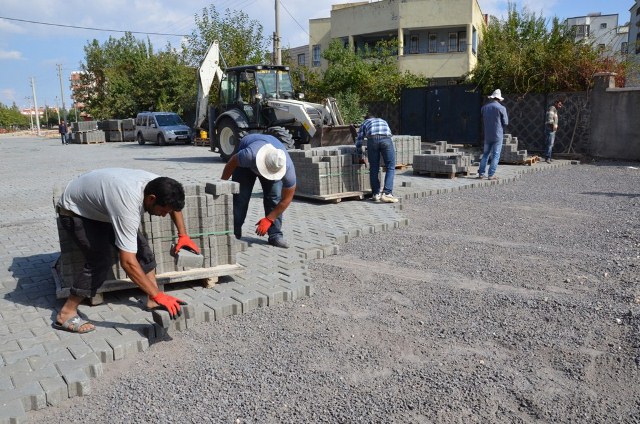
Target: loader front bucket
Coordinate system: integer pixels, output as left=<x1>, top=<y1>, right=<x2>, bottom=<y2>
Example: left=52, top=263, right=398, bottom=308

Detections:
left=310, top=125, right=356, bottom=147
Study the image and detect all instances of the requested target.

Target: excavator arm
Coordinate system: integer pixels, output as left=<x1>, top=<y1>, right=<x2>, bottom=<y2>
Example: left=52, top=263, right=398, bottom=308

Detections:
left=194, top=41, right=223, bottom=129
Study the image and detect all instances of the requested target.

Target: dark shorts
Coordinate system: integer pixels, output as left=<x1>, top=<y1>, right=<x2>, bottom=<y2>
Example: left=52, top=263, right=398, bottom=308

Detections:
left=59, top=215, right=156, bottom=298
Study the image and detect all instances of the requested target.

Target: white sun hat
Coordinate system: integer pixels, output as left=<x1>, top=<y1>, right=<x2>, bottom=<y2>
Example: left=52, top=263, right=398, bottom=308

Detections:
left=255, top=143, right=287, bottom=180
left=488, top=89, right=504, bottom=101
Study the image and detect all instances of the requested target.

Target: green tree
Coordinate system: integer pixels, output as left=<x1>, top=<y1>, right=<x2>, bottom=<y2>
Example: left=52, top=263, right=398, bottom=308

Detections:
left=0, top=102, right=29, bottom=129
left=79, top=33, right=196, bottom=119
left=468, top=3, right=628, bottom=94
left=307, top=39, right=426, bottom=123
left=181, top=6, right=270, bottom=68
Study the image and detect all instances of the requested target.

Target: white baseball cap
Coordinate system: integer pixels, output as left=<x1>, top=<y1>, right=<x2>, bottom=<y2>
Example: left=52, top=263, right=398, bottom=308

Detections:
left=255, top=144, right=287, bottom=180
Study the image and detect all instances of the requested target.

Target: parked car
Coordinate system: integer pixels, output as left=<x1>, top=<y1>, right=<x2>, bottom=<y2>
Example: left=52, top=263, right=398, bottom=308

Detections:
left=135, top=111, right=193, bottom=145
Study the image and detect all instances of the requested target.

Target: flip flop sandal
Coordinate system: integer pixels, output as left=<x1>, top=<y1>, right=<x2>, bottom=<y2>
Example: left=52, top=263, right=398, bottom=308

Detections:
left=52, top=315, right=95, bottom=333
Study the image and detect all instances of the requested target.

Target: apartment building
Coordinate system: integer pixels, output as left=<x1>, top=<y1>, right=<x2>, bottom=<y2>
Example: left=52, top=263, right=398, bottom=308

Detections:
left=628, top=1, right=640, bottom=86
left=306, top=0, right=486, bottom=85
left=565, top=13, right=629, bottom=58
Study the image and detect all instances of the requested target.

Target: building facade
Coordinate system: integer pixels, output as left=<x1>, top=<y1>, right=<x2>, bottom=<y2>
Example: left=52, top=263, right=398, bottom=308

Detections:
left=307, top=0, right=486, bottom=84
left=628, top=1, right=640, bottom=86
left=565, top=13, right=629, bottom=59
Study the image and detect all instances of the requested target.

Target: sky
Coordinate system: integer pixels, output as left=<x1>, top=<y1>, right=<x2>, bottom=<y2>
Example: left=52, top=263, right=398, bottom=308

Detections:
left=0, top=0, right=634, bottom=111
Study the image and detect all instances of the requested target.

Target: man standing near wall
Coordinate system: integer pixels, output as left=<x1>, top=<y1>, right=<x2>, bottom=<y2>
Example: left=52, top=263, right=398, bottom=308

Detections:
left=545, top=99, right=563, bottom=163
left=478, top=89, right=509, bottom=180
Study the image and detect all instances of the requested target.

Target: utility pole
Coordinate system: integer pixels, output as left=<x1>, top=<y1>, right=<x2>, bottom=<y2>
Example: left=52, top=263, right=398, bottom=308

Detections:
left=57, top=64, right=67, bottom=121
left=273, top=0, right=281, bottom=65
left=30, top=77, right=41, bottom=136
left=55, top=97, right=61, bottom=124
left=26, top=97, right=34, bottom=131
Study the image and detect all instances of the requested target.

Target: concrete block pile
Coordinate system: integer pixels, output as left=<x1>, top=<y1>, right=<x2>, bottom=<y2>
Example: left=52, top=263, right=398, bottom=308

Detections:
left=99, top=119, right=136, bottom=142
left=289, top=145, right=374, bottom=197
left=392, top=135, right=422, bottom=166
left=413, top=140, right=473, bottom=175
left=499, top=134, right=529, bottom=163
left=70, top=121, right=105, bottom=144
left=53, top=179, right=241, bottom=295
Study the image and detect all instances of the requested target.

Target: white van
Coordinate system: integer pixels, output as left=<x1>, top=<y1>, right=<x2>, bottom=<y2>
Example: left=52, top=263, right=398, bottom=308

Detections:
left=135, top=112, right=193, bottom=145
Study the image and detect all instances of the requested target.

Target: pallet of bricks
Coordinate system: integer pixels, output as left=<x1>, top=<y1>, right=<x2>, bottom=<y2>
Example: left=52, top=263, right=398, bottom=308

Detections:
left=499, top=134, right=538, bottom=165
left=52, top=179, right=245, bottom=305
left=71, top=120, right=105, bottom=144
left=100, top=118, right=136, bottom=142
left=391, top=135, right=422, bottom=168
left=413, top=140, right=473, bottom=178
left=289, top=145, right=374, bottom=202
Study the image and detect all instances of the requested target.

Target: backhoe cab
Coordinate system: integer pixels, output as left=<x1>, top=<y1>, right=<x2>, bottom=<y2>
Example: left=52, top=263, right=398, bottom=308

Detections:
left=194, top=41, right=354, bottom=161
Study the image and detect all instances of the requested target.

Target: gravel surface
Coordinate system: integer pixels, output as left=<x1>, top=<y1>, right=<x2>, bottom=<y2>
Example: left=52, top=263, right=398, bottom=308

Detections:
left=30, top=161, right=640, bottom=423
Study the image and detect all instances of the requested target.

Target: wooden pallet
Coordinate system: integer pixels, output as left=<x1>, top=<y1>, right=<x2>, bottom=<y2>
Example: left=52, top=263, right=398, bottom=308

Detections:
left=412, top=169, right=469, bottom=179
left=193, top=138, right=209, bottom=147
left=294, top=191, right=366, bottom=203
left=53, top=259, right=244, bottom=305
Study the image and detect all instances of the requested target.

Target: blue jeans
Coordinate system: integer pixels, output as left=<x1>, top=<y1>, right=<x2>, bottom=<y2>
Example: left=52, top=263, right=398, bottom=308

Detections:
left=478, top=139, right=503, bottom=177
left=232, top=167, right=283, bottom=243
left=60, top=134, right=67, bottom=144
left=367, top=136, right=396, bottom=195
left=545, top=130, right=556, bottom=159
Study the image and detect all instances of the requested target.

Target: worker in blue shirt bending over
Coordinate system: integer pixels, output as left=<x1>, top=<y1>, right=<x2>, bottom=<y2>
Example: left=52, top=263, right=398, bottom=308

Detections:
left=355, top=114, right=399, bottom=203
left=221, top=134, right=296, bottom=249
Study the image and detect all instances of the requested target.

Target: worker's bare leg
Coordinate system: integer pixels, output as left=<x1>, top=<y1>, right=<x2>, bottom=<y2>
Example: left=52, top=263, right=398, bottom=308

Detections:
left=57, top=294, right=95, bottom=332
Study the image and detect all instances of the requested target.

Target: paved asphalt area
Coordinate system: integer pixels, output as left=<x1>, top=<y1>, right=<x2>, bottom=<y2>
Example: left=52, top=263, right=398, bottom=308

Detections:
left=0, top=134, right=568, bottom=422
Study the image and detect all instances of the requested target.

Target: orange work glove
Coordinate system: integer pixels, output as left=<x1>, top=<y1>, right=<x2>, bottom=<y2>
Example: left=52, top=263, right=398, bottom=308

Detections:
left=255, top=217, right=274, bottom=236
left=175, top=234, right=200, bottom=254
left=151, top=292, right=187, bottom=319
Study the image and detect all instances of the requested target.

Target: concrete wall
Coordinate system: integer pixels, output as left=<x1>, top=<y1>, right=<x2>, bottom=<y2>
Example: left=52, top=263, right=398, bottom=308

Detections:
left=590, top=73, right=640, bottom=160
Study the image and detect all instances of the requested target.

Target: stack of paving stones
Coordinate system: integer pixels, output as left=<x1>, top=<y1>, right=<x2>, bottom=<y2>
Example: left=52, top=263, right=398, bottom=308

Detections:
left=288, top=145, right=373, bottom=196
left=70, top=121, right=105, bottom=144
left=53, top=179, right=242, bottom=298
left=121, top=118, right=135, bottom=141
left=413, top=140, right=473, bottom=175
left=392, top=135, right=422, bottom=166
left=499, top=133, right=529, bottom=164
left=99, top=119, right=136, bottom=143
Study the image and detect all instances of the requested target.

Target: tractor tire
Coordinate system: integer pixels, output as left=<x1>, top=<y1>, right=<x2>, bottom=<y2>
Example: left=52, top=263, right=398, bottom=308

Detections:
left=157, top=133, right=166, bottom=146
left=216, top=117, right=247, bottom=162
left=266, top=126, right=295, bottom=150
left=137, top=133, right=146, bottom=145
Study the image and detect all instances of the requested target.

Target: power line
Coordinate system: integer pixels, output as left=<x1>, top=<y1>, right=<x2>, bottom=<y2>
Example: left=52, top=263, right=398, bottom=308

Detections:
left=0, top=15, right=189, bottom=37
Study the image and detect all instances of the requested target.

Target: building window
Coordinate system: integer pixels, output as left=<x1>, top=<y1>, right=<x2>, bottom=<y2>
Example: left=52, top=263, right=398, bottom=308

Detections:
left=429, top=34, right=437, bottom=53
left=297, top=53, right=305, bottom=66
left=312, top=45, right=321, bottom=67
left=448, top=33, right=458, bottom=52
left=600, top=22, right=607, bottom=29
left=573, top=24, right=590, bottom=37
left=458, top=31, right=467, bottom=52
left=410, top=35, right=419, bottom=54
left=621, top=42, right=628, bottom=55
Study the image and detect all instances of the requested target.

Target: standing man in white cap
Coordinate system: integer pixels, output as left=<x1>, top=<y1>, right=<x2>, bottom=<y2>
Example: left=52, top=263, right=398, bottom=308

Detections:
left=478, top=89, right=509, bottom=180
left=221, top=134, right=296, bottom=248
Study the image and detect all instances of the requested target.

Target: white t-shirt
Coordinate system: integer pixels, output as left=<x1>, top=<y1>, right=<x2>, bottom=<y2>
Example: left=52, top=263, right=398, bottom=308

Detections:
left=58, top=168, right=159, bottom=253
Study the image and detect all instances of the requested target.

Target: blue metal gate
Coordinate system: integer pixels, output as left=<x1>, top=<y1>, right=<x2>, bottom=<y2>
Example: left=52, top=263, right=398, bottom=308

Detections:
left=401, top=85, right=482, bottom=145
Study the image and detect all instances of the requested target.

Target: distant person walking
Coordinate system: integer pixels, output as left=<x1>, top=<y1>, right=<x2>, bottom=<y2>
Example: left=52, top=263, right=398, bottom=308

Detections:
left=544, top=99, right=563, bottom=163
left=477, top=89, right=509, bottom=180
left=355, top=114, right=398, bottom=203
left=58, top=120, right=68, bottom=145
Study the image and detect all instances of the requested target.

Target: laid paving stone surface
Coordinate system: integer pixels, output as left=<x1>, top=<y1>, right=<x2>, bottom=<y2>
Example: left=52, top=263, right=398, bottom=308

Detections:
left=0, top=136, right=569, bottom=421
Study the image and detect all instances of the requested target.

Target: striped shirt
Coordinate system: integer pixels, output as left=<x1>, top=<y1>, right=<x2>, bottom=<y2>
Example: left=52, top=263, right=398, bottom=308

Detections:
left=355, top=118, right=392, bottom=149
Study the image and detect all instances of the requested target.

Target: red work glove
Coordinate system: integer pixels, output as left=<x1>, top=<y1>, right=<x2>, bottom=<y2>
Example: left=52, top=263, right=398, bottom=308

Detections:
left=151, top=292, right=187, bottom=319
left=255, top=217, right=274, bottom=236
left=175, top=234, right=200, bottom=254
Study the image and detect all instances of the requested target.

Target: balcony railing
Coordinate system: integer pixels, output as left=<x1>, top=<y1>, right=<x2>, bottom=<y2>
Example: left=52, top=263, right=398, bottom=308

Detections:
left=404, top=42, right=467, bottom=55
